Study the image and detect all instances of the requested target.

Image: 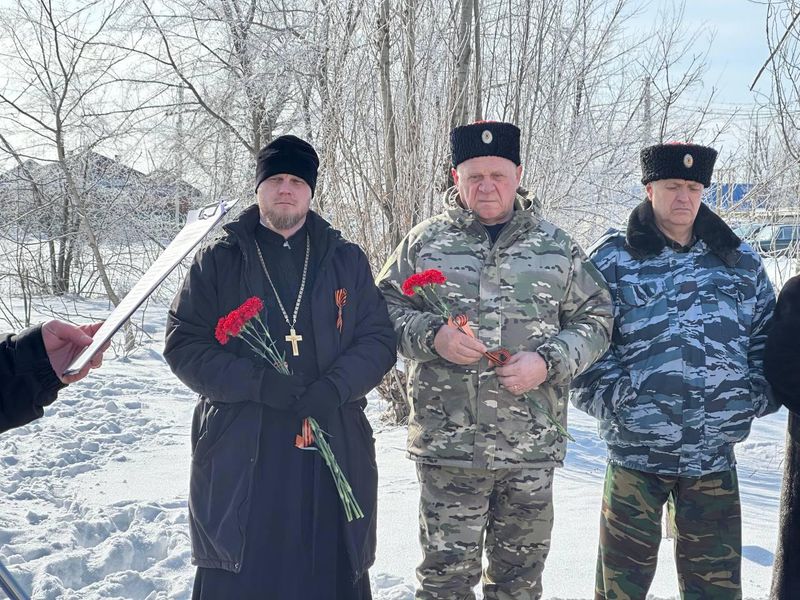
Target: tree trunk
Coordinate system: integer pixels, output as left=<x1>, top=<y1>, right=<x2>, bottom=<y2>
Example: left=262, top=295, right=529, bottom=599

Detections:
left=377, top=0, right=401, bottom=249
left=472, top=0, right=482, bottom=121
left=450, top=0, right=475, bottom=130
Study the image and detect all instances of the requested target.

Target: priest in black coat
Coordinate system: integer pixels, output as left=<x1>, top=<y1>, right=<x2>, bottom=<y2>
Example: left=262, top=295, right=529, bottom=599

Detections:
left=164, top=135, right=396, bottom=599
left=767, top=274, right=800, bottom=599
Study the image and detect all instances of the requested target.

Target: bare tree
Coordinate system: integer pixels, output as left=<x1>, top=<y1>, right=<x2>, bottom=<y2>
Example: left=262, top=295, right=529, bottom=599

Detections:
left=135, top=0, right=304, bottom=159
left=762, top=1, right=800, bottom=160
left=0, top=0, right=136, bottom=302
left=0, top=0, right=725, bottom=424
left=0, top=0, right=207, bottom=357
left=738, top=1, right=800, bottom=280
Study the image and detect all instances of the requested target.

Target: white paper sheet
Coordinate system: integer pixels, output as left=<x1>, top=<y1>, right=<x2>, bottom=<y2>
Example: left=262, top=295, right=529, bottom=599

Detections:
left=63, top=199, right=238, bottom=376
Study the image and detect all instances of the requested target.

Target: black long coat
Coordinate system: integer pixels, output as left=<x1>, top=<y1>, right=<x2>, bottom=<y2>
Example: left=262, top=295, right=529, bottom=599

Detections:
left=767, top=274, right=800, bottom=599
left=1, top=325, right=64, bottom=433
left=163, top=205, right=396, bottom=581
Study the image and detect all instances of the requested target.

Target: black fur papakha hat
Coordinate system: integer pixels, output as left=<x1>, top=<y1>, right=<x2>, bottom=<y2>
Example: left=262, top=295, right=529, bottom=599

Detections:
left=640, top=142, right=717, bottom=187
left=255, top=135, right=319, bottom=195
left=450, top=121, right=521, bottom=167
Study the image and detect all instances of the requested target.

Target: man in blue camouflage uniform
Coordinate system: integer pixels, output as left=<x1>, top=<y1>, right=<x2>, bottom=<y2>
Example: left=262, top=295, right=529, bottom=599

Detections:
left=378, top=121, right=613, bottom=600
left=571, top=142, right=778, bottom=600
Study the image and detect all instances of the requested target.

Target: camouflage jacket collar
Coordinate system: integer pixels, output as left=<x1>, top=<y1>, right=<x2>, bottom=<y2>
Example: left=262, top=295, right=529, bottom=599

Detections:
left=445, top=188, right=537, bottom=236
left=624, top=199, right=741, bottom=267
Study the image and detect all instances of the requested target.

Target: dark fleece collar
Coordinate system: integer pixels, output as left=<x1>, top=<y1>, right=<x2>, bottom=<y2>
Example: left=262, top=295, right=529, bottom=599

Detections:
left=625, top=199, right=741, bottom=266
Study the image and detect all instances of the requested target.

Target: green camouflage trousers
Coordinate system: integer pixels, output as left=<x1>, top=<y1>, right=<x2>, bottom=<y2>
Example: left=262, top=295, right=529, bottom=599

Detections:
left=415, top=464, right=554, bottom=600
left=596, top=463, right=742, bottom=600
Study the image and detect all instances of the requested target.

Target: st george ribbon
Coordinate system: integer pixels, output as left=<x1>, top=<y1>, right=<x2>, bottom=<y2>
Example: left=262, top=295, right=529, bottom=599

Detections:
left=63, top=199, right=238, bottom=377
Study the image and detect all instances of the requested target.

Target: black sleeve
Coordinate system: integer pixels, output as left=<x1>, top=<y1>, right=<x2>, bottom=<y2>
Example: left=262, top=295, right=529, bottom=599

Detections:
left=163, top=245, right=279, bottom=405
left=323, top=247, right=397, bottom=404
left=1, top=325, right=65, bottom=434
left=765, top=277, right=800, bottom=414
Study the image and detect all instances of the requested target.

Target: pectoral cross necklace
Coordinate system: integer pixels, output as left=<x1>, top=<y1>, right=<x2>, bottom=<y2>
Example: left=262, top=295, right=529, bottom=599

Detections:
left=254, top=234, right=310, bottom=357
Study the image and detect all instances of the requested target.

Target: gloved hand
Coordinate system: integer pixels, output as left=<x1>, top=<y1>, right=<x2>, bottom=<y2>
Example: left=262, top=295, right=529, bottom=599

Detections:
left=260, top=369, right=305, bottom=410
left=293, top=379, right=339, bottom=424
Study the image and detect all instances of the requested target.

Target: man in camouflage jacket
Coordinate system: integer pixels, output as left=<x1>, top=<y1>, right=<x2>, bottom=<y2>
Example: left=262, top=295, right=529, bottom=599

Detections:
left=377, top=121, right=613, bottom=600
left=571, top=143, right=778, bottom=600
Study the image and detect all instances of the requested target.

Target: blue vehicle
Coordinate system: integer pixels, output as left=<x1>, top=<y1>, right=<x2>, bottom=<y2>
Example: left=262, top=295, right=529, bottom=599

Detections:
left=753, top=223, right=800, bottom=256
left=732, top=222, right=766, bottom=244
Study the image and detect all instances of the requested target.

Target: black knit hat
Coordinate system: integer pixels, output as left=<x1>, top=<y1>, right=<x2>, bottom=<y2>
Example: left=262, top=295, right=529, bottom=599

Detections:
left=450, top=121, right=521, bottom=167
left=255, top=135, right=319, bottom=195
left=640, top=143, right=717, bottom=187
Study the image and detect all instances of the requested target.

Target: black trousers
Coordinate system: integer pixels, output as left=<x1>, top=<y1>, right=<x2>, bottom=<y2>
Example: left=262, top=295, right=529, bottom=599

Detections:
left=192, top=414, right=372, bottom=600
left=771, top=411, right=800, bottom=600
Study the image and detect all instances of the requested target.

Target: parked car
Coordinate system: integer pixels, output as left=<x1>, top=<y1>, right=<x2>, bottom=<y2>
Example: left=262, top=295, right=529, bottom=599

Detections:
left=752, top=223, right=800, bottom=256
left=732, top=222, right=766, bottom=244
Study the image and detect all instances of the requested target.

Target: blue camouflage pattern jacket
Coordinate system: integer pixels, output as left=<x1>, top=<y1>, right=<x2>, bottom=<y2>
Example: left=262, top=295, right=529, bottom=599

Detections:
left=571, top=200, right=778, bottom=476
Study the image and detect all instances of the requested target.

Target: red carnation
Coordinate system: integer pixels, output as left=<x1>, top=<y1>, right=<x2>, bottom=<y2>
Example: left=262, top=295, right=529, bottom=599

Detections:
left=240, top=297, right=264, bottom=320
left=215, top=317, right=231, bottom=345
left=215, top=297, right=264, bottom=345
left=402, top=269, right=447, bottom=296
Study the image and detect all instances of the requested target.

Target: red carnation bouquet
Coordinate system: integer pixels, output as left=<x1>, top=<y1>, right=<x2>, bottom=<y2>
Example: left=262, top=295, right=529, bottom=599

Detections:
left=403, top=269, right=573, bottom=441
left=216, top=297, right=364, bottom=521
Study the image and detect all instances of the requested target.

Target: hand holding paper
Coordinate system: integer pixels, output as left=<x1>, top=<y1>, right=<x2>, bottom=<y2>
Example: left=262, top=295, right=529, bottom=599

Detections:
left=42, top=320, right=108, bottom=384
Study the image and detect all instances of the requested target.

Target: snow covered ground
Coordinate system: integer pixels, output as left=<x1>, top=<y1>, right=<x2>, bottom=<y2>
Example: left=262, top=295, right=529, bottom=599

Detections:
left=0, top=294, right=790, bottom=600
